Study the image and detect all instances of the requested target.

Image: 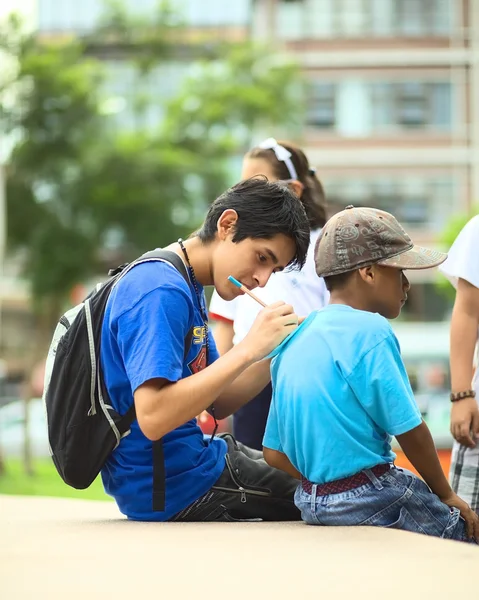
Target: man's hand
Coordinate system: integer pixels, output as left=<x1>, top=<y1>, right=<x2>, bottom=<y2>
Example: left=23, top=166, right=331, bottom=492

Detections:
left=440, top=491, right=479, bottom=541
left=450, top=397, right=479, bottom=448
left=238, top=301, right=298, bottom=362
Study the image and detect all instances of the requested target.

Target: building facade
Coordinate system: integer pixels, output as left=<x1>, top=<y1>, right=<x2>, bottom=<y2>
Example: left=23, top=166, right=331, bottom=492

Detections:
left=252, top=0, right=478, bottom=318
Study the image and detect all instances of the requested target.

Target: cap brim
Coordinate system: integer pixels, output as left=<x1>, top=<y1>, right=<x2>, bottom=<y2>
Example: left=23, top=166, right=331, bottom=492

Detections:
left=378, top=245, right=447, bottom=270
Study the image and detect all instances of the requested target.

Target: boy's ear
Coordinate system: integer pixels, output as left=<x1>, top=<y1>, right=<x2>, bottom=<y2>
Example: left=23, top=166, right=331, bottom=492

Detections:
left=358, top=266, right=375, bottom=285
left=217, top=209, right=239, bottom=241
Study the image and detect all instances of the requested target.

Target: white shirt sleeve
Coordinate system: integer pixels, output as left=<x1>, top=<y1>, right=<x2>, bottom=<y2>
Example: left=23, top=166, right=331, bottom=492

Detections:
left=208, top=289, right=238, bottom=322
left=439, top=215, right=479, bottom=290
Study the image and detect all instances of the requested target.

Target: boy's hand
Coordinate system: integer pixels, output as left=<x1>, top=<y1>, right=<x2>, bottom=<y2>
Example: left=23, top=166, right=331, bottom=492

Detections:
left=450, top=397, right=479, bottom=448
left=440, top=492, right=479, bottom=541
left=240, top=301, right=298, bottom=362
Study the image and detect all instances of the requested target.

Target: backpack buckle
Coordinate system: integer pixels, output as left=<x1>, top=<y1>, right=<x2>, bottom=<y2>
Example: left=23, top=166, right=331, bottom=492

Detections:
left=108, top=263, right=128, bottom=277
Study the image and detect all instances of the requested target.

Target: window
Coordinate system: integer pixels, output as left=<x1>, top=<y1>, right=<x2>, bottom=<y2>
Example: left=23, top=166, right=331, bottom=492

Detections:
left=276, top=0, right=306, bottom=40
left=370, top=82, right=452, bottom=131
left=178, top=0, right=252, bottom=27
left=306, top=83, right=336, bottom=129
left=275, top=0, right=451, bottom=39
left=325, top=176, right=455, bottom=231
left=277, top=0, right=372, bottom=39
left=306, top=79, right=452, bottom=135
left=332, top=0, right=372, bottom=37
left=395, top=0, right=451, bottom=36
left=396, top=82, right=428, bottom=128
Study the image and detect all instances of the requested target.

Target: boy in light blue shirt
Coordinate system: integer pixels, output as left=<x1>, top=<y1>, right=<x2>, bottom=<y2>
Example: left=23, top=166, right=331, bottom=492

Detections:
left=263, top=205, right=479, bottom=542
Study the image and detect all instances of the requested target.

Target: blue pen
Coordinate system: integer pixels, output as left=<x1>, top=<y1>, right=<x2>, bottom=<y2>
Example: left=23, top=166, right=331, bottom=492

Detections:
left=228, top=276, right=267, bottom=307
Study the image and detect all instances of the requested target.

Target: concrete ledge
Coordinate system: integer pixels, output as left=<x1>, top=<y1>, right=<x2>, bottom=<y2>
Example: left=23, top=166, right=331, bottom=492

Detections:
left=1, top=495, right=477, bottom=599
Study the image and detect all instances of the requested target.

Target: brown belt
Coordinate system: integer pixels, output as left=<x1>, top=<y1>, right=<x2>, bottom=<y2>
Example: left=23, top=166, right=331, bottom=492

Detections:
left=301, top=463, right=392, bottom=496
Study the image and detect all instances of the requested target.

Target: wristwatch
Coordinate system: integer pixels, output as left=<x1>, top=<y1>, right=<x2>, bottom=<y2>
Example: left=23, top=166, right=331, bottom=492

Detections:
left=450, top=389, right=476, bottom=403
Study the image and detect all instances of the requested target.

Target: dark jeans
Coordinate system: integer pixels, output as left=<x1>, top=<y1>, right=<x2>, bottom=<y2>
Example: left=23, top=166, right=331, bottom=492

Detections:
left=233, top=383, right=272, bottom=450
left=171, top=434, right=300, bottom=522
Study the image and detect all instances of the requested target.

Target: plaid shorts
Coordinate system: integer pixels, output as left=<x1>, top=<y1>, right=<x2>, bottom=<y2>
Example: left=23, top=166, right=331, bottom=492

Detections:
left=450, top=441, right=479, bottom=513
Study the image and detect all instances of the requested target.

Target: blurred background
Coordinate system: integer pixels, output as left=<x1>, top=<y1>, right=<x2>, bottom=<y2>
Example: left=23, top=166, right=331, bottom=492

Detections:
left=0, top=0, right=477, bottom=498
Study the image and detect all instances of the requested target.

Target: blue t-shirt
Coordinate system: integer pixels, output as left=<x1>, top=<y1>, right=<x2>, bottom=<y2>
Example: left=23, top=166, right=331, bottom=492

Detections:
left=263, top=304, right=422, bottom=484
left=100, top=260, right=227, bottom=521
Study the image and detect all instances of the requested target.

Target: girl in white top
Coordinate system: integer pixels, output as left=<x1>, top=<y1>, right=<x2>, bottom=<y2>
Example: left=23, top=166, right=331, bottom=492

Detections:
left=209, top=138, right=329, bottom=449
left=439, top=215, right=479, bottom=512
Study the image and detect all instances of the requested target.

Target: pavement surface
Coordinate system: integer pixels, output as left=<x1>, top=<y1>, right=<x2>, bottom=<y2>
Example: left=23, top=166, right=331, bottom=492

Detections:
left=1, top=494, right=477, bottom=599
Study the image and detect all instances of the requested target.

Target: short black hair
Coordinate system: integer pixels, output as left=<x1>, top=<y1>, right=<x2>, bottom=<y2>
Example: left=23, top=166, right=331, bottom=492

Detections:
left=323, top=270, right=356, bottom=292
left=198, top=177, right=310, bottom=270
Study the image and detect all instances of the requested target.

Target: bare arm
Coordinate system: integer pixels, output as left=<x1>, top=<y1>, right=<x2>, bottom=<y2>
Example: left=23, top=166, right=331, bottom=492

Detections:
left=263, top=447, right=301, bottom=480
left=450, top=278, right=479, bottom=447
left=212, top=320, right=234, bottom=355
left=395, top=420, right=452, bottom=499
left=203, top=321, right=270, bottom=418
left=396, top=420, right=479, bottom=539
left=135, top=343, right=255, bottom=440
left=135, top=302, right=297, bottom=440
left=214, top=358, right=271, bottom=418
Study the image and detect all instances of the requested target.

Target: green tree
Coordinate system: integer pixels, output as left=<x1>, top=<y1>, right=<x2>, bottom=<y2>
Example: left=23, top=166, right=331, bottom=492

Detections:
left=0, top=2, right=301, bottom=375
left=2, top=5, right=301, bottom=312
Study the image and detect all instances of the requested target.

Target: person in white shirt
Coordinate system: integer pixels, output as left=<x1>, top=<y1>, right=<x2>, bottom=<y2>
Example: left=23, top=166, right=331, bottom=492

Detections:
left=439, top=215, right=479, bottom=513
left=209, top=138, right=329, bottom=449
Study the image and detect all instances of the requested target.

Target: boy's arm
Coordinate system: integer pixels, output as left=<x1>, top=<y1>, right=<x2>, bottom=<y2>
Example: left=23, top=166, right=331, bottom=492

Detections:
left=449, top=277, right=479, bottom=447
left=396, top=420, right=479, bottom=540
left=136, top=343, right=258, bottom=439
left=349, top=330, right=476, bottom=536
left=263, top=447, right=301, bottom=480
left=395, top=420, right=454, bottom=499
left=135, top=301, right=297, bottom=439
left=213, top=358, right=271, bottom=418
left=201, top=323, right=269, bottom=420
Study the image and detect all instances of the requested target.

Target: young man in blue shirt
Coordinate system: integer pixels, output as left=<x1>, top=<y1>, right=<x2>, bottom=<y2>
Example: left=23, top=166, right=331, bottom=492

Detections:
left=263, top=205, right=479, bottom=542
left=100, top=177, right=310, bottom=522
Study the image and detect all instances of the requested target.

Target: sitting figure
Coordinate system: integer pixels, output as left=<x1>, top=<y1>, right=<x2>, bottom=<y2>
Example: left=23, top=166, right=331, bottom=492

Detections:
left=263, top=205, right=479, bottom=542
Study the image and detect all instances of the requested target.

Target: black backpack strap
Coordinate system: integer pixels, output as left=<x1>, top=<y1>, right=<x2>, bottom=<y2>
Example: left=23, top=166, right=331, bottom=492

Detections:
left=152, top=440, right=166, bottom=511
left=135, top=249, right=189, bottom=283
left=151, top=325, right=194, bottom=512
left=116, top=248, right=196, bottom=512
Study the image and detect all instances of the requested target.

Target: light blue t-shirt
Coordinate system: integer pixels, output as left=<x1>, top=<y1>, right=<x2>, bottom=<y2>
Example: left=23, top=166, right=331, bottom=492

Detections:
left=100, top=260, right=227, bottom=521
left=263, top=305, right=422, bottom=484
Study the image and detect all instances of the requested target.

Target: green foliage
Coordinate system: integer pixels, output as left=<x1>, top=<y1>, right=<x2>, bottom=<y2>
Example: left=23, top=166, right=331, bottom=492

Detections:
left=0, top=2, right=301, bottom=333
left=87, top=0, right=183, bottom=72
left=165, top=42, right=301, bottom=143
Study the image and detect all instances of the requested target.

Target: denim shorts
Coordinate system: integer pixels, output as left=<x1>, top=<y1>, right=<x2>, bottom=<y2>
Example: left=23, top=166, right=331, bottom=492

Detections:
left=295, top=466, right=477, bottom=543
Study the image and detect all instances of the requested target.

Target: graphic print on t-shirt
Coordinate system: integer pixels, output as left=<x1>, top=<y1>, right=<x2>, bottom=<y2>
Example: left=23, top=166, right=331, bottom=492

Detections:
left=189, top=344, right=207, bottom=374
left=188, top=325, right=207, bottom=374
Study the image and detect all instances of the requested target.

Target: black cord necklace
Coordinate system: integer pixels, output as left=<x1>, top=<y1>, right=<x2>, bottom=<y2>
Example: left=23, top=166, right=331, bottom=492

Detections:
left=178, top=238, right=218, bottom=441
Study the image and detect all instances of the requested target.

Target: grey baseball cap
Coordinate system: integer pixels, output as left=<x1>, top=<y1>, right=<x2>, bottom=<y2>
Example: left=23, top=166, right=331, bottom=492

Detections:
left=315, top=205, right=447, bottom=278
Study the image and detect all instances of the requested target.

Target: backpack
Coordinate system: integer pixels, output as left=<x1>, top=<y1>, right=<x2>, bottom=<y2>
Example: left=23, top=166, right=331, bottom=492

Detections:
left=43, top=249, right=193, bottom=511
